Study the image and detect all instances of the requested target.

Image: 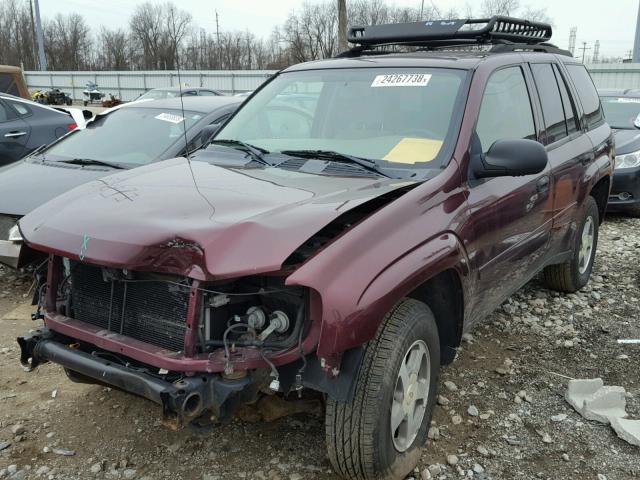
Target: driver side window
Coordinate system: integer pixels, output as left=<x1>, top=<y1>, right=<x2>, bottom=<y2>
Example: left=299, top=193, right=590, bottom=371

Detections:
left=476, top=66, right=536, bottom=153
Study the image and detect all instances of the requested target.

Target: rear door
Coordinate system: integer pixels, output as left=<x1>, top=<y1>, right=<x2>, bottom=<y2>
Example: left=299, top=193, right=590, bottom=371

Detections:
left=0, top=98, right=31, bottom=165
left=528, top=61, right=594, bottom=258
left=463, top=64, right=553, bottom=320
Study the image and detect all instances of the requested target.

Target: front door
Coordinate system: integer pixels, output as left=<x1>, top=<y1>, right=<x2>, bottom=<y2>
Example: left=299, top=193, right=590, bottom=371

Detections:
left=462, top=65, right=553, bottom=322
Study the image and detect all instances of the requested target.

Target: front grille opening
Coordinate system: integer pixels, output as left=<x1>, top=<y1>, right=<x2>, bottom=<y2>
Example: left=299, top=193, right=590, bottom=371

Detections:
left=67, top=262, right=190, bottom=352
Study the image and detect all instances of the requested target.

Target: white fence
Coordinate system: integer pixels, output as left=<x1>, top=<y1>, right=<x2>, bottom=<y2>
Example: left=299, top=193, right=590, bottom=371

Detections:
left=23, top=64, right=640, bottom=102
left=586, top=64, right=640, bottom=90
left=24, top=70, right=277, bottom=101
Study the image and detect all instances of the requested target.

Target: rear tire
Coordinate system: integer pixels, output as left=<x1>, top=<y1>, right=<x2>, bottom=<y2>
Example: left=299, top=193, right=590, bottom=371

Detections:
left=325, top=298, right=440, bottom=480
left=543, top=196, right=599, bottom=293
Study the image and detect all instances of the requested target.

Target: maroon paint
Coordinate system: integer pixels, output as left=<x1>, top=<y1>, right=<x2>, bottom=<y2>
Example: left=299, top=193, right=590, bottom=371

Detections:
left=21, top=52, right=614, bottom=375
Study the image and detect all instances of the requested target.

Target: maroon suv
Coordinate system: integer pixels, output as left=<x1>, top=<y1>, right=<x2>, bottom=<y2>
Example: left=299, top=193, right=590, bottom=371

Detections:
left=18, top=17, right=612, bottom=480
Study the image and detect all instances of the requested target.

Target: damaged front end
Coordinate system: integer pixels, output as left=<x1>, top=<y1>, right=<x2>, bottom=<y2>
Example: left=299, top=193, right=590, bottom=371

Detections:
left=18, top=255, right=319, bottom=427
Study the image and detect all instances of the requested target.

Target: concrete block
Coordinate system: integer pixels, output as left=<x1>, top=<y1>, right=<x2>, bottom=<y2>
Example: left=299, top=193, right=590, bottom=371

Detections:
left=610, top=417, right=640, bottom=447
left=565, top=378, right=626, bottom=424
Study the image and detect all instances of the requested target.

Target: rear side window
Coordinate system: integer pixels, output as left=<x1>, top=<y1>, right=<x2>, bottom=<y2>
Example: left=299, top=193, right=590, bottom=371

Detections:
left=553, top=65, right=580, bottom=135
left=476, top=66, right=536, bottom=153
left=565, top=64, right=603, bottom=130
left=531, top=63, right=567, bottom=144
left=7, top=100, right=31, bottom=117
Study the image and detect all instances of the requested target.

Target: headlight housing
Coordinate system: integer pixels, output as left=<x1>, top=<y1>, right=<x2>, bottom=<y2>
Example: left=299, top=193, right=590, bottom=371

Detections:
left=8, top=224, right=22, bottom=242
left=615, top=150, right=640, bottom=169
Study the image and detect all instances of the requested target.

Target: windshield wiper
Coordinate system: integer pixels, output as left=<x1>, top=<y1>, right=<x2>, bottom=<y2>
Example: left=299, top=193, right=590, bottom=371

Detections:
left=58, top=158, right=127, bottom=169
left=209, top=139, right=271, bottom=166
left=280, top=149, right=390, bottom=178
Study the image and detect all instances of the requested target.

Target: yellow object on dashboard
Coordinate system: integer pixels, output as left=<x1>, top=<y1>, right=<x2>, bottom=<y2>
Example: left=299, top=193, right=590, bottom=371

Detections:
left=383, top=138, right=443, bottom=164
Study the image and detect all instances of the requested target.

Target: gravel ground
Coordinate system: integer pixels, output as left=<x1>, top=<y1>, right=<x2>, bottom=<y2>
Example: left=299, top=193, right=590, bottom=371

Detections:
left=0, top=214, right=638, bottom=480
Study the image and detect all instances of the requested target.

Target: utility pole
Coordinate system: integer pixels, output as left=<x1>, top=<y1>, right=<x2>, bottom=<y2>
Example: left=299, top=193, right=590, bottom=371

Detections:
left=420, top=0, right=425, bottom=18
left=579, top=42, right=590, bottom=64
left=28, top=0, right=37, bottom=69
left=338, top=0, right=348, bottom=52
left=634, top=0, right=640, bottom=62
left=215, top=10, right=221, bottom=69
left=33, top=0, right=47, bottom=71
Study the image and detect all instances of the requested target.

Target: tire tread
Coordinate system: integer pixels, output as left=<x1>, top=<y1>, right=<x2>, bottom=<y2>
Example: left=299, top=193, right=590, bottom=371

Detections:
left=325, top=299, right=433, bottom=480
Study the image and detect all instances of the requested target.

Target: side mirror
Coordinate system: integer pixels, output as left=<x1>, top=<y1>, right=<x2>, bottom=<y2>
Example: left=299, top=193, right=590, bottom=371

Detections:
left=634, top=113, right=640, bottom=129
left=472, top=139, right=548, bottom=179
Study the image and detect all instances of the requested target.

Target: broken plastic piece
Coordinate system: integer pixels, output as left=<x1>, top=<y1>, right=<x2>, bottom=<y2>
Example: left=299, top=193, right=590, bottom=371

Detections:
left=565, top=378, right=627, bottom=424
left=610, top=417, right=640, bottom=447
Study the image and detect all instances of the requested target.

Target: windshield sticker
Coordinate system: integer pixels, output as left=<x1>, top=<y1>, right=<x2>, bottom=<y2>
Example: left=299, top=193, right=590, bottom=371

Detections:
left=383, top=138, right=443, bottom=164
left=371, top=74, right=432, bottom=88
left=154, top=112, right=185, bottom=123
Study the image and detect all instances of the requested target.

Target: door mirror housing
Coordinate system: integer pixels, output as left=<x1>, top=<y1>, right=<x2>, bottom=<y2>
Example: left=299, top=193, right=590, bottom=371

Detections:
left=633, top=113, right=640, bottom=129
left=472, top=139, right=548, bottom=179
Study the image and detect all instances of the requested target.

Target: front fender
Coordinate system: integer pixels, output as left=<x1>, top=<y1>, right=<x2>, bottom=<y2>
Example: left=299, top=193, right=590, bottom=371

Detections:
left=289, top=230, right=469, bottom=363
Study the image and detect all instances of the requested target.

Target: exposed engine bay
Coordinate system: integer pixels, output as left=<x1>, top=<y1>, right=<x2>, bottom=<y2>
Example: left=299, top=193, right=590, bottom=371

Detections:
left=54, top=259, right=307, bottom=366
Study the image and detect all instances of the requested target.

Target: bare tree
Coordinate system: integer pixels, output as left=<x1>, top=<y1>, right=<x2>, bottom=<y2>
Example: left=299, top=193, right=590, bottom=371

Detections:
left=0, top=0, right=37, bottom=69
left=43, top=13, right=92, bottom=70
left=480, top=0, right=520, bottom=16
left=97, top=28, right=130, bottom=70
left=0, top=0, right=557, bottom=73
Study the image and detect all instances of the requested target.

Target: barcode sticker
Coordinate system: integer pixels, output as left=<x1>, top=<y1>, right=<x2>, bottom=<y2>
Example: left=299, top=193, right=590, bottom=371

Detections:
left=371, top=73, right=432, bottom=88
left=155, top=112, right=185, bottom=123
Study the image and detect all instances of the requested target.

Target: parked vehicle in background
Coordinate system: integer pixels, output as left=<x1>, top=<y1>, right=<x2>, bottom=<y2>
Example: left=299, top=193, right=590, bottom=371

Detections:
left=0, top=93, right=78, bottom=166
left=0, top=96, right=241, bottom=269
left=32, top=88, right=73, bottom=106
left=600, top=88, right=640, bottom=216
left=0, top=65, right=30, bottom=99
left=138, top=86, right=224, bottom=101
left=83, top=82, right=104, bottom=106
left=17, top=17, right=612, bottom=480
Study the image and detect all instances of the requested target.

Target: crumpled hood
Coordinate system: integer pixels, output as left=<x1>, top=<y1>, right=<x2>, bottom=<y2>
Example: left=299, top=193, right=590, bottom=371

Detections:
left=0, top=158, right=112, bottom=216
left=613, top=128, right=640, bottom=155
left=20, top=157, right=415, bottom=279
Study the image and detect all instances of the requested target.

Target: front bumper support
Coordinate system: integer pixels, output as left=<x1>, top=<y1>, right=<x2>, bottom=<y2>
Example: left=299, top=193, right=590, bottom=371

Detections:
left=18, top=329, right=264, bottom=426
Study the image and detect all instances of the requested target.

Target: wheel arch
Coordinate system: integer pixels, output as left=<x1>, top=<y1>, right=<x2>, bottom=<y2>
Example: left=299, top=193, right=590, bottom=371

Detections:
left=407, top=268, right=464, bottom=365
left=589, top=174, right=610, bottom=224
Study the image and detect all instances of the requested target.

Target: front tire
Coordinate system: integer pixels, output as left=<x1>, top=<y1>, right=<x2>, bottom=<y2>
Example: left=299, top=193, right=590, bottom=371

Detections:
left=543, top=195, right=599, bottom=292
left=325, top=298, right=440, bottom=480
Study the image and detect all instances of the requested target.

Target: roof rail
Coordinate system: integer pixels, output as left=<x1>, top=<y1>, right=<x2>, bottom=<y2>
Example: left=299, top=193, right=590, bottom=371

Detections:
left=347, top=16, right=552, bottom=47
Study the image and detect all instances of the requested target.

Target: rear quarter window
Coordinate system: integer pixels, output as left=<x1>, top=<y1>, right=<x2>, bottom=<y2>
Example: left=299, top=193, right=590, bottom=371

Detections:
left=7, top=99, right=32, bottom=117
left=565, top=64, right=604, bottom=130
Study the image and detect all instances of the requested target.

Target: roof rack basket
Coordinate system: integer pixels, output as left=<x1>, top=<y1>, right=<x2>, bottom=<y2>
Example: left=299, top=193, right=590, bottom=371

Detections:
left=347, top=16, right=552, bottom=47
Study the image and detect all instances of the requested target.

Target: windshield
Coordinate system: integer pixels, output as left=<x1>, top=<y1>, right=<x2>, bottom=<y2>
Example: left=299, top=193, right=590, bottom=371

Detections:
left=43, top=107, right=202, bottom=166
left=601, top=96, right=640, bottom=129
left=215, top=68, right=466, bottom=172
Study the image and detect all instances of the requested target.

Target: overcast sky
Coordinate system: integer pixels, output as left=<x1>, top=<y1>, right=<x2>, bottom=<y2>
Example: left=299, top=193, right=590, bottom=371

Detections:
left=39, top=0, right=639, bottom=59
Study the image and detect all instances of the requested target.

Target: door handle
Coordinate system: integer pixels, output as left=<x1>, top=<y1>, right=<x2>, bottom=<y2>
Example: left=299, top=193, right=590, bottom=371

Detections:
left=4, top=131, right=27, bottom=138
left=536, top=176, right=550, bottom=193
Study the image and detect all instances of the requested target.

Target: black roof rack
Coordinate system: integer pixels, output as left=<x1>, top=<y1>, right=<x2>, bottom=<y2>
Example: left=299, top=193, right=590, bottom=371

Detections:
left=348, top=16, right=552, bottom=46
left=339, top=16, right=572, bottom=57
